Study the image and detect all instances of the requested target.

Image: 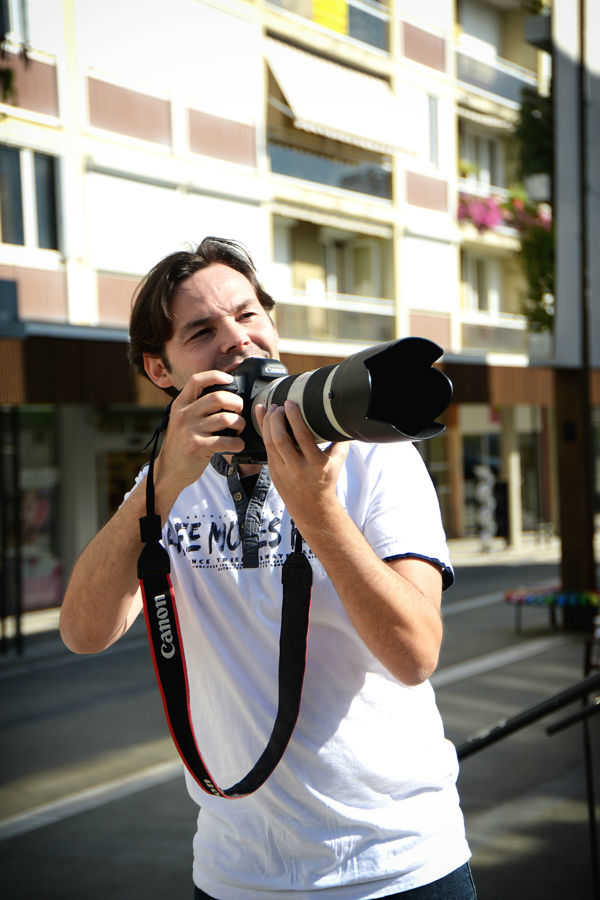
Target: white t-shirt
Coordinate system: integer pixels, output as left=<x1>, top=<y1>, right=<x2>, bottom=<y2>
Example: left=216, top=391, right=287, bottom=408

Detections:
left=130, top=441, right=469, bottom=899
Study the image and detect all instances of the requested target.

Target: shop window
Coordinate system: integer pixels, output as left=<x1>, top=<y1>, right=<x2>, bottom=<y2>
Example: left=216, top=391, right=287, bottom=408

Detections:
left=19, top=408, right=63, bottom=611
left=0, top=145, right=60, bottom=250
left=417, top=434, right=450, bottom=528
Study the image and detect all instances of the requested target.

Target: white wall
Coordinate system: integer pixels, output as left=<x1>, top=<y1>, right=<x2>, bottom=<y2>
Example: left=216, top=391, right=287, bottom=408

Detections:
left=398, top=0, right=454, bottom=35
left=75, top=0, right=262, bottom=125
left=85, top=172, right=268, bottom=276
left=402, top=235, right=457, bottom=313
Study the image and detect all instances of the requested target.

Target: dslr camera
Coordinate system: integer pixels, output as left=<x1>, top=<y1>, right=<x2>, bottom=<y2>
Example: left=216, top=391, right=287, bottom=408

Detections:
left=204, top=337, right=452, bottom=465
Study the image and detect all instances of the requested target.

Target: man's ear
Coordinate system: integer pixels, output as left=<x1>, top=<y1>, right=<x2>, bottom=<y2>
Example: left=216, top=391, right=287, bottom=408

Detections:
left=143, top=354, right=174, bottom=389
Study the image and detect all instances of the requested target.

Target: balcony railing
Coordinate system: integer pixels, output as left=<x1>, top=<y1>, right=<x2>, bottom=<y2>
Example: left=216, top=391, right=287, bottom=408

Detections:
left=268, top=0, right=389, bottom=52
left=268, top=142, right=392, bottom=199
left=456, top=51, right=537, bottom=106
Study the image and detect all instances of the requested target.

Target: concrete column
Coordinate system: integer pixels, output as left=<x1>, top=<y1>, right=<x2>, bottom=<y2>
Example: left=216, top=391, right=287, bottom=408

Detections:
left=445, top=405, right=465, bottom=538
left=57, top=405, right=98, bottom=580
left=59, top=0, right=98, bottom=325
left=500, top=406, right=523, bottom=549
left=540, top=405, right=559, bottom=536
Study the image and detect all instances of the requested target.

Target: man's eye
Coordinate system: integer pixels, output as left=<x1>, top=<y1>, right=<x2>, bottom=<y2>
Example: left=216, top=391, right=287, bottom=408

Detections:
left=240, top=312, right=255, bottom=321
left=190, top=329, right=211, bottom=340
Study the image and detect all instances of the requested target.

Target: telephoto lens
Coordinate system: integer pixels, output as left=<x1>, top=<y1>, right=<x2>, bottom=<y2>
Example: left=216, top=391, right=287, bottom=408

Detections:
left=204, top=337, right=452, bottom=464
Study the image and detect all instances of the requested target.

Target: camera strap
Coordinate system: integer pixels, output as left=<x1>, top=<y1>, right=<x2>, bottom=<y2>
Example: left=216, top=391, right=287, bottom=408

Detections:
left=137, top=413, right=313, bottom=798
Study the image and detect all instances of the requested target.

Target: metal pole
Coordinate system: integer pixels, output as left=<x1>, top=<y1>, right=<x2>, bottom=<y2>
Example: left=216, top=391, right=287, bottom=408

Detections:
left=0, top=409, right=7, bottom=654
left=578, top=0, right=600, bottom=882
left=11, top=406, right=23, bottom=655
left=457, top=671, right=600, bottom=760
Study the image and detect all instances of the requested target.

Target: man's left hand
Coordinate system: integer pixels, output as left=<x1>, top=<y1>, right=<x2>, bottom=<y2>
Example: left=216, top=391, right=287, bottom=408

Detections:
left=254, top=401, right=348, bottom=529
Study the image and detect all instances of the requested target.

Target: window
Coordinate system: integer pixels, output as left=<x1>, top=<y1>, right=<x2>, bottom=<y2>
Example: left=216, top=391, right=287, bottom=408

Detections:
left=428, top=95, right=439, bottom=168
left=34, top=153, right=59, bottom=249
left=1, top=0, right=28, bottom=44
left=0, top=145, right=24, bottom=244
left=475, top=258, right=488, bottom=312
left=459, top=123, right=505, bottom=190
left=462, top=250, right=502, bottom=314
left=0, top=145, right=60, bottom=250
left=321, top=236, right=382, bottom=298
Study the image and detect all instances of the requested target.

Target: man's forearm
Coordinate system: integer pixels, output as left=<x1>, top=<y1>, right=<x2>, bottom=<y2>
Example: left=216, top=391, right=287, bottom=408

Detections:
left=293, top=501, right=443, bottom=686
left=60, top=478, right=151, bottom=653
left=257, top=402, right=443, bottom=686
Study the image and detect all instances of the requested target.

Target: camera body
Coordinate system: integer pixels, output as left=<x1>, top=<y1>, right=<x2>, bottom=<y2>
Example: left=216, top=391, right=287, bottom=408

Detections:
left=203, top=357, right=289, bottom=463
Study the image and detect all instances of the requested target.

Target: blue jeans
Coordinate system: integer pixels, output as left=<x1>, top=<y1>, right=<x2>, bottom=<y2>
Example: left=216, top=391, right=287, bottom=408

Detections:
left=194, top=862, right=477, bottom=899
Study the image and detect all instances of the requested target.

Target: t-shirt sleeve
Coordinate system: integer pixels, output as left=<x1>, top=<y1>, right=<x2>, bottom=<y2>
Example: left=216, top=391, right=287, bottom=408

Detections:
left=120, top=463, right=149, bottom=507
left=361, top=443, right=454, bottom=589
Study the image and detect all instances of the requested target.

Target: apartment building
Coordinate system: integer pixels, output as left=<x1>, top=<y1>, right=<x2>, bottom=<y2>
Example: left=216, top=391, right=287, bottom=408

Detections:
left=0, top=0, right=553, bottom=615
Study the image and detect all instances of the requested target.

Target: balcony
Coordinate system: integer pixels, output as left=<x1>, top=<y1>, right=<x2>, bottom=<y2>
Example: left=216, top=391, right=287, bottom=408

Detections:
left=268, top=142, right=392, bottom=199
left=460, top=314, right=528, bottom=356
left=276, top=289, right=395, bottom=345
left=268, top=0, right=389, bottom=52
left=456, top=49, right=537, bottom=107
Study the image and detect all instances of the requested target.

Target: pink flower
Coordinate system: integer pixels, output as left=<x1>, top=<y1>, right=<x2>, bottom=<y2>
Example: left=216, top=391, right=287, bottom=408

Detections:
left=459, top=194, right=503, bottom=231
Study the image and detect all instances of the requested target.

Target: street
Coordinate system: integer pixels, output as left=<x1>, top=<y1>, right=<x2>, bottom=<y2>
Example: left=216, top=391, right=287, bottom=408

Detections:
left=1, top=551, right=598, bottom=900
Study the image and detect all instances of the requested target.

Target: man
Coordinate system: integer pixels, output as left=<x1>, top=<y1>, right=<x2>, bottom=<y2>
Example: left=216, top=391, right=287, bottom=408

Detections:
left=60, top=237, right=475, bottom=899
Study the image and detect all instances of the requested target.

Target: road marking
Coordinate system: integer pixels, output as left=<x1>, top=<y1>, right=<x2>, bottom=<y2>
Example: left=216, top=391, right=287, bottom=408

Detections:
left=0, top=760, right=183, bottom=841
left=431, top=635, right=572, bottom=688
left=443, top=591, right=504, bottom=615
left=443, top=580, right=558, bottom=617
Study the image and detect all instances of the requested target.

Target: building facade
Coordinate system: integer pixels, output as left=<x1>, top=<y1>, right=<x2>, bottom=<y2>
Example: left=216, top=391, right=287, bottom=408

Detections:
left=0, top=0, right=564, bottom=616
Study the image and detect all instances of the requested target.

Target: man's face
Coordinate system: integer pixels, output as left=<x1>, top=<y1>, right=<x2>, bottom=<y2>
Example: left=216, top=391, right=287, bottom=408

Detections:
left=144, top=262, right=279, bottom=391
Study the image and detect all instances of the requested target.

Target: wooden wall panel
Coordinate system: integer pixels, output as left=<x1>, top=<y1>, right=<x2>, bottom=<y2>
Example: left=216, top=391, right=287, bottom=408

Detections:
left=0, top=339, right=25, bottom=403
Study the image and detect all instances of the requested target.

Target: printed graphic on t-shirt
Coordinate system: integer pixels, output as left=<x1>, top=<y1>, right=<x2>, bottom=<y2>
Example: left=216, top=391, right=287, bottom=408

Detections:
left=165, top=512, right=314, bottom=570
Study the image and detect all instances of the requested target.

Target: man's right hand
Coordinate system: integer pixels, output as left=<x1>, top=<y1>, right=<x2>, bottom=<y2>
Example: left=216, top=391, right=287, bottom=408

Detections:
left=154, top=370, right=245, bottom=511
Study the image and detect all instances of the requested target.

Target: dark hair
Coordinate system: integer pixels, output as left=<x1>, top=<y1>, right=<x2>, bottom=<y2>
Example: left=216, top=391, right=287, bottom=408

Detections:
left=128, top=236, right=275, bottom=377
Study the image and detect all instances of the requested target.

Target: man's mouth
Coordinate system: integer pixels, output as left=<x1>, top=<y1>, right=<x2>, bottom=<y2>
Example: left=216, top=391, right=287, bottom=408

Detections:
left=222, top=352, right=268, bottom=374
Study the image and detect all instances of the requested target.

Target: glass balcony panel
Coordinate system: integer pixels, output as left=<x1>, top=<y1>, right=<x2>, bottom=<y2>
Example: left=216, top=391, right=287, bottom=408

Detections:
left=277, top=302, right=395, bottom=343
left=348, top=1, right=388, bottom=51
left=457, top=52, right=535, bottom=105
left=461, top=322, right=527, bottom=354
left=268, top=143, right=392, bottom=199
left=268, top=0, right=389, bottom=52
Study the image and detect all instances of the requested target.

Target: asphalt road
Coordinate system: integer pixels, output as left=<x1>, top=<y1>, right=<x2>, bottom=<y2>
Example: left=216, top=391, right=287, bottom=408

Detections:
left=1, top=556, right=598, bottom=900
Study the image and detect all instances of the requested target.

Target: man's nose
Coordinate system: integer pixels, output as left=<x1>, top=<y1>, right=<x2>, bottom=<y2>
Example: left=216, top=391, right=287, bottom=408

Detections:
left=218, top=318, right=251, bottom=354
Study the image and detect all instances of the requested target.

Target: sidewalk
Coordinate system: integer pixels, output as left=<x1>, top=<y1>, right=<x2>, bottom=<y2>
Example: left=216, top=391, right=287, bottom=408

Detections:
left=448, top=532, right=562, bottom=567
